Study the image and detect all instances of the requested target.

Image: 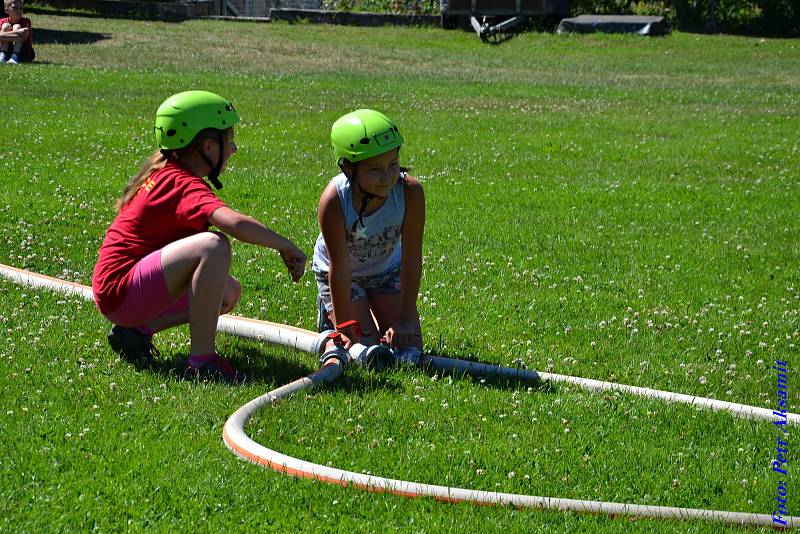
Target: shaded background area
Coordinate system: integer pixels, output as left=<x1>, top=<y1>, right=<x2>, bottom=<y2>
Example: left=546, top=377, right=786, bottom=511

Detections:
left=21, top=0, right=800, bottom=35
left=571, top=0, right=799, bottom=37
left=34, top=27, right=108, bottom=44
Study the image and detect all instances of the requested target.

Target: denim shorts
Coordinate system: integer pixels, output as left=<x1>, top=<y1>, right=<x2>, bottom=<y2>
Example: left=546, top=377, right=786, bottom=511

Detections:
left=315, top=268, right=402, bottom=331
left=315, top=267, right=402, bottom=311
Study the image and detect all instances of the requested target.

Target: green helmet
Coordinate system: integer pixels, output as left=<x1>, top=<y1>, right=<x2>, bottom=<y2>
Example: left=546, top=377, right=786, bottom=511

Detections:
left=155, top=90, right=240, bottom=150
left=331, top=109, right=404, bottom=165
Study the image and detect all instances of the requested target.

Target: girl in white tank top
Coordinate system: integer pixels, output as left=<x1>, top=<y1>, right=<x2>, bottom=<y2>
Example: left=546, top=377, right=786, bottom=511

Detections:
left=313, top=109, right=425, bottom=350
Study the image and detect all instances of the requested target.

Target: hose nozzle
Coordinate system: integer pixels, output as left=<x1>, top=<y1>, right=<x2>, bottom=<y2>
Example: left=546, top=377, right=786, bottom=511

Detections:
left=319, top=331, right=349, bottom=368
left=349, top=343, right=394, bottom=371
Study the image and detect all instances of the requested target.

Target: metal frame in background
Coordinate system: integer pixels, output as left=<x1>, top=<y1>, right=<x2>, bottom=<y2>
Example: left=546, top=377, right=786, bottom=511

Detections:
left=440, top=0, right=569, bottom=42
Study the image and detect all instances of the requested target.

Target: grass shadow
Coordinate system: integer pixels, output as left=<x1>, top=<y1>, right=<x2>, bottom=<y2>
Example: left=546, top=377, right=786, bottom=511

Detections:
left=118, top=340, right=553, bottom=395
left=234, top=345, right=317, bottom=385
left=323, top=367, right=406, bottom=395
left=121, top=344, right=318, bottom=386
left=316, top=348, right=555, bottom=395
left=35, top=28, right=109, bottom=45
left=129, top=344, right=405, bottom=394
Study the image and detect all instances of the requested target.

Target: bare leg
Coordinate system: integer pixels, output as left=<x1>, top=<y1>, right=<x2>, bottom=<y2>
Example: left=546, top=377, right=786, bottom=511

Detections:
left=159, top=231, right=232, bottom=356
left=0, top=22, right=11, bottom=54
left=146, top=275, right=242, bottom=334
left=11, top=24, right=22, bottom=54
left=369, top=292, right=423, bottom=348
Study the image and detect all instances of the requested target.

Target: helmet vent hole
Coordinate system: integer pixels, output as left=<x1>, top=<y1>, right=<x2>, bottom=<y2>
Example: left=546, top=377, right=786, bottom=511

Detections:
left=166, top=129, right=177, bottom=137
left=217, top=110, right=222, bottom=115
left=182, top=122, right=187, bottom=127
left=222, top=120, right=226, bottom=125
left=359, top=138, right=370, bottom=145
left=179, top=139, right=184, bottom=144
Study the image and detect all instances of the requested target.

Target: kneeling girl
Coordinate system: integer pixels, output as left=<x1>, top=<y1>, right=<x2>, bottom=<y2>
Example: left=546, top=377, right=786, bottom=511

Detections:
left=312, top=109, right=424, bottom=350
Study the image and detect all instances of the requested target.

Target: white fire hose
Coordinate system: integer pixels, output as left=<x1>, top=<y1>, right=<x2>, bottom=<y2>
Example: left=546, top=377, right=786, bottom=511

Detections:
left=1, top=263, right=796, bottom=528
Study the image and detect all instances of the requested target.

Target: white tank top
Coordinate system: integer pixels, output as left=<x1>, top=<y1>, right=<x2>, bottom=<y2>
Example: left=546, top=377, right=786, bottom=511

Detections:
left=312, top=173, right=405, bottom=278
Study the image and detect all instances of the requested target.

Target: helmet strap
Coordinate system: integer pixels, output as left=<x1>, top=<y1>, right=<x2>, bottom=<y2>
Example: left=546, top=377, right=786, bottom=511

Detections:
left=342, top=166, right=389, bottom=234
left=353, top=188, right=375, bottom=233
left=198, top=130, right=224, bottom=190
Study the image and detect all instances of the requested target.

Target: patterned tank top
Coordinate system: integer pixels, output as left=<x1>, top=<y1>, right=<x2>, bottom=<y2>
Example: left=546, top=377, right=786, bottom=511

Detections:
left=312, top=172, right=405, bottom=278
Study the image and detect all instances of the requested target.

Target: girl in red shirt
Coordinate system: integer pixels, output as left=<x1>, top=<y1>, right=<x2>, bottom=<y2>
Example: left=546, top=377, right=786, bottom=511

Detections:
left=92, top=90, right=306, bottom=383
left=0, top=0, right=34, bottom=64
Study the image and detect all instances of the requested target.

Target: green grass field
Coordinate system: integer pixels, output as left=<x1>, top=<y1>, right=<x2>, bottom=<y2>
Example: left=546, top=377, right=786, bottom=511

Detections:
left=1, top=14, right=798, bottom=531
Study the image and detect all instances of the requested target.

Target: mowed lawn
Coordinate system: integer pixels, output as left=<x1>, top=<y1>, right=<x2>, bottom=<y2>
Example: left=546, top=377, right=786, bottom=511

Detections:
left=0, top=14, right=798, bottom=531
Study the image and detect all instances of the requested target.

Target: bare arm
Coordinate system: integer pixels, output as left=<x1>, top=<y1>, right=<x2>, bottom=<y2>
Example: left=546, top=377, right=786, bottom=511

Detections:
left=398, top=176, right=425, bottom=320
left=210, top=206, right=292, bottom=249
left=210, top=206, right=306, bottom=282
left=318, top=184, right=356, bottom=336
left=384, top=176, right=425, bottom=349
left=0, top=27, right=29, bottom=43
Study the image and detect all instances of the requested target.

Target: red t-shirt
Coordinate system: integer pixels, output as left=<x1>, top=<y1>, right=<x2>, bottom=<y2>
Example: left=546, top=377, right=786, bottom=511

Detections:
left=0, top=17, right=32, bottom=44
left=92, top=160, right=226, bottom=314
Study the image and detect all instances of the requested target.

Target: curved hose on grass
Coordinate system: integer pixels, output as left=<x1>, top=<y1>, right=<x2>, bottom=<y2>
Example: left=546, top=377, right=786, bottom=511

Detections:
left=222, top=375, right=796, bottom=528
left=1, top=264, right=796, bottom=528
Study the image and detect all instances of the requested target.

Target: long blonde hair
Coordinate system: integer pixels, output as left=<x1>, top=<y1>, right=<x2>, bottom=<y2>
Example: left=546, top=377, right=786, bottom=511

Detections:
left=115, top=150, right=168, bottom=212
left=114, top=128, right=228, bottom=212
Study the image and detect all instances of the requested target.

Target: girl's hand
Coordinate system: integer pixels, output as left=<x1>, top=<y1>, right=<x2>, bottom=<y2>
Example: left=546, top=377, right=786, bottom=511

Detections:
left=280, top=243, right=306, bottom=282
left=385, top=319, right=420, bottom=349
left=324, top=333, right=353, bottom=352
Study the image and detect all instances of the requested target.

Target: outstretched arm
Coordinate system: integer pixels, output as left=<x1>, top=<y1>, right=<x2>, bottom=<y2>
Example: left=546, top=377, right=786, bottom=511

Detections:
left=209, top=206, right=306, bottom=282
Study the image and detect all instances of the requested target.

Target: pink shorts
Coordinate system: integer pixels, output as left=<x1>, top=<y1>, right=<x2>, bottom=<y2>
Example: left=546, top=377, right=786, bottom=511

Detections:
left=104, top=249, right=189, bottom=327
